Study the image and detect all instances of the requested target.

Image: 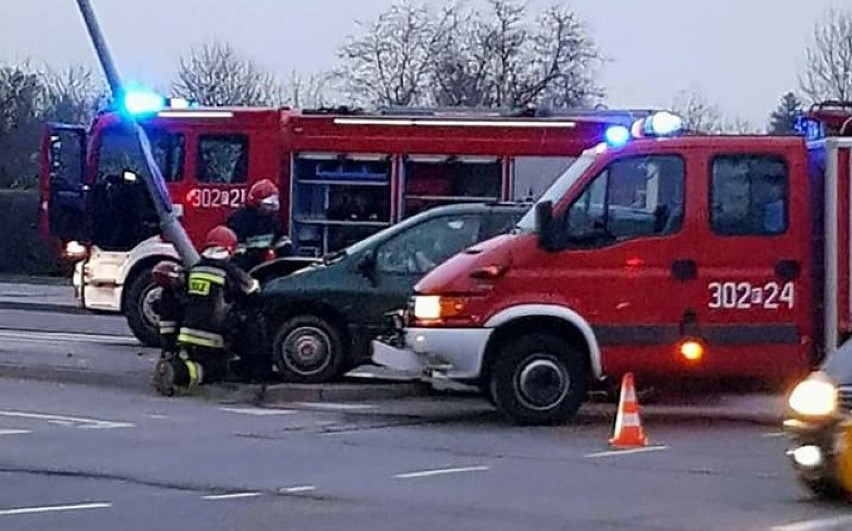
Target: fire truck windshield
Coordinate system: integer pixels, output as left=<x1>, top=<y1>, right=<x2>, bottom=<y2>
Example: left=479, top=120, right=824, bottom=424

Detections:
left=516, top=148, right=597, bottom=232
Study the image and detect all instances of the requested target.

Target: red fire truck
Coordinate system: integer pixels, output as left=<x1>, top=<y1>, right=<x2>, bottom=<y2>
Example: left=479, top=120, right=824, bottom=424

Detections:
left=41, top=97, right=645, bottom=346
left=373, top=102, right=852, bottom=425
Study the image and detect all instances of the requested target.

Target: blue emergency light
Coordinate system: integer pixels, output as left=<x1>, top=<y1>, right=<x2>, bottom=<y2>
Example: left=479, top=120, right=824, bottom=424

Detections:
left=121, top=88, right=166, bottom=116
left=604, top=125, right=631, bottom=147
left=603, top=111, right=684, bottom=149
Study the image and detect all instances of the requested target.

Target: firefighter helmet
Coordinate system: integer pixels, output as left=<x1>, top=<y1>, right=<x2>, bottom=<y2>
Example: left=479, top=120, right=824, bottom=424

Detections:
left=247, top=179, right=279, bottom=208
left=204, top=225, right=239, bottom=255
left=152, top=261, right=184, bottom=289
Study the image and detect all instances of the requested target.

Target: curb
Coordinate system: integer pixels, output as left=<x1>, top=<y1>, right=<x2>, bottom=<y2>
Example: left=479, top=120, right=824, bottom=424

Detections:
left=259, top=381, right=432, bottom=404
left=0, top=301, right=87, bottom=315
left=0, top=276, right=70, bottom=286
left=0, top=364, right=149, bottom=392
left=0, top=364, right=786, bottom=425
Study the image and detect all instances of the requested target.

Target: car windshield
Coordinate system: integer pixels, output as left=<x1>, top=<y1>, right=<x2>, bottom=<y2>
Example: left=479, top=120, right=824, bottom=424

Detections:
left=344, top=209, right=444, bottom=257
left=515, top=148, right=598, bottom=232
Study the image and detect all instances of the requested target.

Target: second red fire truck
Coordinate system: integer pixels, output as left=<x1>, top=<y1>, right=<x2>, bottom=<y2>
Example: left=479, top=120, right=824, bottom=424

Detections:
left=373, top=102, right=852, bottom=425
left=41, top=95, right=644, bottom=345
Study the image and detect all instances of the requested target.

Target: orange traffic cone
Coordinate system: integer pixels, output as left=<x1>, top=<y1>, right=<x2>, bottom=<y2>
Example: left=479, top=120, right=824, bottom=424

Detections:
left=609, top=372, right=648, bottom=448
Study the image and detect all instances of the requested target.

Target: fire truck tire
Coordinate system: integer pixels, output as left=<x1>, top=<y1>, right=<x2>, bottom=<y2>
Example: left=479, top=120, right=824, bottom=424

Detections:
left=489, top=334, right=588, bottom=425
left=125, top=270, right=163, bottom=348
left=798, top=475, right=847, bottom=502
left=272, top=315, right=346, bottom=384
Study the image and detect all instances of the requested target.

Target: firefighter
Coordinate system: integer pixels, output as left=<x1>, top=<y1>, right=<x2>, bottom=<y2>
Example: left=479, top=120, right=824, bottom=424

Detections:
left=151, top=260, right=187, bottom=397
left=175, top=226, right=261, bottom=388
left=227, top=179, right=290, bottom=270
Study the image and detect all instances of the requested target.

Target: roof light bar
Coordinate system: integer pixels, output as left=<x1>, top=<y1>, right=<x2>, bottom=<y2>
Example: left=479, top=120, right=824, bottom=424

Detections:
left=157, top=110, right=234, bottom=119
left=333, top=118, right=576, bottom=128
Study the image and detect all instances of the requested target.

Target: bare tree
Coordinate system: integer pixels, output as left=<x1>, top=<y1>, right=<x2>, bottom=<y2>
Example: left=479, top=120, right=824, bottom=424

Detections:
left=671, top=89, right=724, bottom=133
left=172, top=41, right=283, bottom=106
left=800, top=7, right=852, bottom=103
left=336, top=1, right=451, bottom=106
left=43, top=65, right=110, bottom=124
left=339, top=0, right=602, bottom=109
left=0, top=62, right=48, bottom=188
left=279, top=70, right=333, bottom=109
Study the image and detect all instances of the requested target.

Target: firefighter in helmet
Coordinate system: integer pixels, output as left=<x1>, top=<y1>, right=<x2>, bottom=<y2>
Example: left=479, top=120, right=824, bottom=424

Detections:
left=173, top=226, right=261, bottom=388
left=151, top=260, right=187, bottom=396
left=227, top=179, right=291, bottom=270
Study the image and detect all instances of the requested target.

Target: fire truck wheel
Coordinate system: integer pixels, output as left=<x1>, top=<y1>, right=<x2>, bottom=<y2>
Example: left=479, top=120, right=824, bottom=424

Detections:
left=125, top=270, right=163, bottom=348
left=489, top=334, right=588, bottom=425
left=797, top=475, right=847, bottom=502
left=272, top=315, right=346, bottom=384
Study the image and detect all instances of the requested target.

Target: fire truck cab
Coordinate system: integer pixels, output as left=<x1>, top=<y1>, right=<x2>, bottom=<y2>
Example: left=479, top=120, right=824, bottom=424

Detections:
left=373, top=103, right=852, bottom=425
left=41, top=94, right=644, bottom=346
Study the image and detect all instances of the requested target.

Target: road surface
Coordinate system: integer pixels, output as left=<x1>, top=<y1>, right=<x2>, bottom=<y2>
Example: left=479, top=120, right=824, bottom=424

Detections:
left=0, top=282, right=850, bottom=530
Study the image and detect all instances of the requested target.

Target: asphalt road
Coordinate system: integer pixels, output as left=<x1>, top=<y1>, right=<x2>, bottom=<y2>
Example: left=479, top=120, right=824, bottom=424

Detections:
left=1, top=284, right=851, bottom=530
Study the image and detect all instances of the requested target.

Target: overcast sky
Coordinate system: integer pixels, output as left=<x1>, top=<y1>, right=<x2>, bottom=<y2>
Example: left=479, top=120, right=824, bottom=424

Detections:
left=0, top=0, right=844, bottom=126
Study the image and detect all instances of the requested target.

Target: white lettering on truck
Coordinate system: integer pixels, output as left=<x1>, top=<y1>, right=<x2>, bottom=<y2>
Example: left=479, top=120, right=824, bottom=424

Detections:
left=707, top=281, right=794, bottom=310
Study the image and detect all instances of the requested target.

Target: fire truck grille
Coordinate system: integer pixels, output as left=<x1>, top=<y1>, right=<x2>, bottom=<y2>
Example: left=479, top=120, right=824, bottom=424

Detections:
left=839, top=386, right=852, bottom=411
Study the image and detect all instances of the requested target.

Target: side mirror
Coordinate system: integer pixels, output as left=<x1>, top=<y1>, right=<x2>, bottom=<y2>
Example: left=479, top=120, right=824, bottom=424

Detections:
left=534, top=200, right=557, bottom=252
left=356, top=250, right=378, bottom=284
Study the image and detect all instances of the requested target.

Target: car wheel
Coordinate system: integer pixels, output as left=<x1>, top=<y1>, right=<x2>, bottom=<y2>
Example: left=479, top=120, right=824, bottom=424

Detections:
left=125, top=269, right=163, bottom=348
left=273, top=315, right=346, bottom=383
left=489, top=334, right=588, bottom=425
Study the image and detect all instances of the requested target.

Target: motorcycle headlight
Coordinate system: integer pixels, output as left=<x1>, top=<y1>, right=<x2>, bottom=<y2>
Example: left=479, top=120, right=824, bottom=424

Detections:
left=788, top=372, right=838, bottom=417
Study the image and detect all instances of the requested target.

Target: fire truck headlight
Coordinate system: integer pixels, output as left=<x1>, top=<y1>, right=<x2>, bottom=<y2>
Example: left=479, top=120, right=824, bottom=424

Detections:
left=64, top=241, right=88, bottom=261
left=604, top=125, right=630, bottom=147
left=788, top=372, right=838, bottom=417
left=122, top=89, right=165, bottom=116
left=413, top=296, right=442, bottom=321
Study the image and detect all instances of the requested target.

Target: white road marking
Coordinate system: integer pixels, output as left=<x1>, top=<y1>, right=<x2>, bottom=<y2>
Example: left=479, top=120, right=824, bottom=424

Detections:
left=772, top=515, right=852, bottom=530
left=280, top=485, right=316, bottom=493
left=145, top=415, right=169, bottom=420
left=0, top=429, right=30, bottom=435
left=0, top=502, right=111, bottom=516
left=220, top=407, right=296, bottom=416
left=202, top=492, right=262, bottom=501
left=292, top=403, right=376, bottom=411
left=584, top=445, right=668, bottom=458
left=394, top=466, right=490, bottom=479
left=0, top=410, right=133, bottom=430
left=762, top=432, right=786, bottom=438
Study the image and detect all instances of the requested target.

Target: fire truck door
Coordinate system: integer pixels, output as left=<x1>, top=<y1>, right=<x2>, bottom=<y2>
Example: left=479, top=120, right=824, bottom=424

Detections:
left=548, top=153, right=692, bottom=376
left=694, top=149, right=811, bottom=377
left=43, top=124, right=88, bottom=241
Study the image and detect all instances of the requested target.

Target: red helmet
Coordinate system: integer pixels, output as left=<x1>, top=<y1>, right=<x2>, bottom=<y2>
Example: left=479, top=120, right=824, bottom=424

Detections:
left=152, top=261, right=184, bottom=289
left=204, top=226, right=238, bottom=255
left=247, top=179, right=279, bottom=208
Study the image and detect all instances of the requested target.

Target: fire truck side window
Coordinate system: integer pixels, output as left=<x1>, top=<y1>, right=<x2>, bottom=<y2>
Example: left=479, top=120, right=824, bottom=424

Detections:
left=403, top=157, right=501, bottom=218
left=564, top=155, right=684, bottom=244
left=710, top=155, right=788, bottom=236
left=197, top=135, right=249, bottom=184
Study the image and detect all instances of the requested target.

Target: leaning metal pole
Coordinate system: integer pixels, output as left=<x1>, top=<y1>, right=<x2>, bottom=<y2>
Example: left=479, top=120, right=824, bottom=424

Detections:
left=74, top=0, right=200, bottom=266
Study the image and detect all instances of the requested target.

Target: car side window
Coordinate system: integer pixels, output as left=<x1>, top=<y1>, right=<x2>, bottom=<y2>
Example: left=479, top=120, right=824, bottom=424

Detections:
left=563, top=155, right=685, bottom=246
left=376, top=215, right=483, bottom=275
